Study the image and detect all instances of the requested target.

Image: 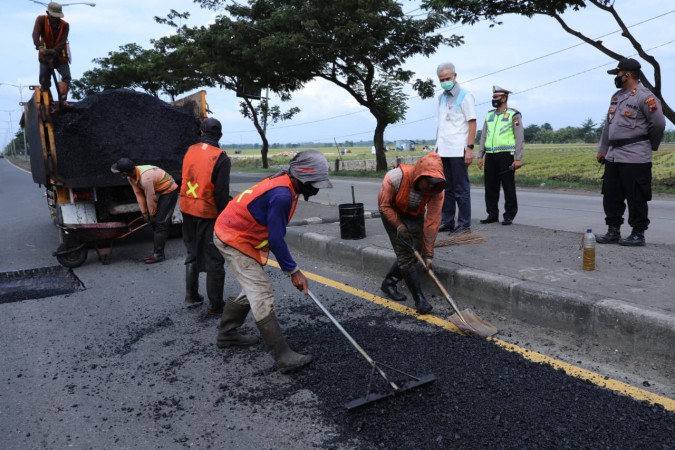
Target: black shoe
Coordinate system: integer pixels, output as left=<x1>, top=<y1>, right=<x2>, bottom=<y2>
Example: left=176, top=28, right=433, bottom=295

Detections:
left=596, top=226, right=621, bottom=244
left=479, top=217, right=498, bottom=224
left=619, top=231, right=645, bottom=247
left=439, top=223, right=455, bottom=232
left=501, top=219, right=513, bottom=226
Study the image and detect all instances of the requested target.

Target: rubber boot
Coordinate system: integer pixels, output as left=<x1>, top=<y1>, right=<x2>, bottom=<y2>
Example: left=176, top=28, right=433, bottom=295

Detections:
left=256, top=312, right=313, bottom=373
left=206, top=271, right=225, bottom=316
left=401, top=264, right=433, bottom=314
left=595, top=225, right=621, bottom=244
left=216, top=301, right=259, bottom=348
left=619, top=229, right=645, bottom=247
left=184, top=263, right=204, bottom=307
left=144, top=232, right=167, bottom=264
left=57, top=81, right=70, bottom=107
left=380, top=262, right=407, bottom=301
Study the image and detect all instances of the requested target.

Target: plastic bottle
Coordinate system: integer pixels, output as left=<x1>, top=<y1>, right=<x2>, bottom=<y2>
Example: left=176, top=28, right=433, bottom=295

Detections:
left=582, top=228, right=596, bottom=271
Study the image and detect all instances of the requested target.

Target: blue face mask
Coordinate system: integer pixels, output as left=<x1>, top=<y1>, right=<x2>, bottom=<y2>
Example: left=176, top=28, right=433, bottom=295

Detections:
left=441, top=80, right=455, bottom=91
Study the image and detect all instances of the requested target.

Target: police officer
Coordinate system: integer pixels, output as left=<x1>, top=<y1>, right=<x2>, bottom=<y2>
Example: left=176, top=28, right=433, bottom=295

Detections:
left=477, top=86, right=524, bottom=226
left=595, top=58, right=665, bottom=247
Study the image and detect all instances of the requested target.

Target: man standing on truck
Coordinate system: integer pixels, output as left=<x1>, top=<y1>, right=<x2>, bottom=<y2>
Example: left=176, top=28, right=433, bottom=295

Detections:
left=213, top=151, right=332, bottom=373
left=179, top=118, right=231, bottom=317
left=32, top=2, right=71, bottom=106
left=111, top=158, right=178, bottom=264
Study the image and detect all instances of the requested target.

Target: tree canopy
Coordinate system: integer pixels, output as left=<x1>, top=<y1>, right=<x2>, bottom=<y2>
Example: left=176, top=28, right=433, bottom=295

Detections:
left=422, top=0, right=673, bottom=124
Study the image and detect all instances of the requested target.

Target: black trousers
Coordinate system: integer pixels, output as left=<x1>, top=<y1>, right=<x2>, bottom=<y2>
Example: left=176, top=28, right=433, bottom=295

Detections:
left=154, top=190, right=178, bottom=236
left=381, top=215, right=424, bottom=270
left=483, top=152, right=517, bottom=220
left=601, top=161, right=652, bottom=231
left=182, top=212, right=225, bottom=273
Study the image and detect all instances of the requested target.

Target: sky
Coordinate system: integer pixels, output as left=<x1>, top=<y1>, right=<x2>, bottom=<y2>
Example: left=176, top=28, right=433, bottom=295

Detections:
left=2, top=0, right=675, bottom=149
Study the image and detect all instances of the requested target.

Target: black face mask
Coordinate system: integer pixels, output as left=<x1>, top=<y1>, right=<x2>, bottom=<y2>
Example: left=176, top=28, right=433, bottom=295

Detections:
left=491, top=99, right=503, bottom=108
left=299, top=182, right=319, bottom=201
left=614, top=75, right=625, bottom=89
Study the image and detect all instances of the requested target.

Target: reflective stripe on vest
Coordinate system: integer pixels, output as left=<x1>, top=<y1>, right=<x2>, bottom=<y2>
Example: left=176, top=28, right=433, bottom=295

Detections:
left=214, top=175, right=299, bottom=266
left=484, top=109, right=517, bottom=152
left=137, top=165, right=175, bottom=194
left=179, top=142, right=222, bottom=219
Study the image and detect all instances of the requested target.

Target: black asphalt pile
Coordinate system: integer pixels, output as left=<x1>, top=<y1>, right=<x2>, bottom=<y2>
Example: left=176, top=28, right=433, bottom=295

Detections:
left=256, top=301, right=675, bottom=449
left=52, top=89, right=199, bottom=184
left=0, top=266, right=84, bottom=304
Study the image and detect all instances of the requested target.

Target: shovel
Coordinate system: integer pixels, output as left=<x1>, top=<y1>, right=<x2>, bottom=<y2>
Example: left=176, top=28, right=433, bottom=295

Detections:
left=307, top=289, right=436, bottom=410
left=401, top=236, right=497, bottom=338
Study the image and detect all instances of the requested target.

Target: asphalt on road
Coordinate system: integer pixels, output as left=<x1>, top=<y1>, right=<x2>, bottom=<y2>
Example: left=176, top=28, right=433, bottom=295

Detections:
left=1, top=159, right=675, bottom=448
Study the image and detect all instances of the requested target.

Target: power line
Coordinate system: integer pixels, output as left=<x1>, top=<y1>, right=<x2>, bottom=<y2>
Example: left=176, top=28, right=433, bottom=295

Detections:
left=223, top=9, right=675, bottom=138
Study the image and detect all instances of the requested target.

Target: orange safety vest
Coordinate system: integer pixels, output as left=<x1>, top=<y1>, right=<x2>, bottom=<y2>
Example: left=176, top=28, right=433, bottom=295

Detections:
left=214, top=175, right=299, bottom=265
left=393, top=165, right=436, bottom=217
left=39, top=16, right=69, bottom=62
left=179, top=142, right=222, bottom=219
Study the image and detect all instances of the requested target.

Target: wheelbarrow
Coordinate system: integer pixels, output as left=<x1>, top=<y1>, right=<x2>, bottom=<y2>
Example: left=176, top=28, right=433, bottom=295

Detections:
left=53, top=216, right=149, bottom=268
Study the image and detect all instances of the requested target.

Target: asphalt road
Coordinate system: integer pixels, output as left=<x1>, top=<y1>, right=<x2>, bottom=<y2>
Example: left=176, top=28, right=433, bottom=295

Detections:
left=1, top=159, right=674, bottom=449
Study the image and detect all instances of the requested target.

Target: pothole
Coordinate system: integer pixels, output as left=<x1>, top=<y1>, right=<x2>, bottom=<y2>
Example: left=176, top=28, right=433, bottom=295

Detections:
left=0, top=266, right=85, bottom=303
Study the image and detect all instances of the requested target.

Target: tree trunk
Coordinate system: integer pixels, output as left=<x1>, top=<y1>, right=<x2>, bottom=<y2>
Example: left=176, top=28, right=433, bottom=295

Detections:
left=373, top=119, right=388, bottom=172
left=261, top=135, right=269, bottom=169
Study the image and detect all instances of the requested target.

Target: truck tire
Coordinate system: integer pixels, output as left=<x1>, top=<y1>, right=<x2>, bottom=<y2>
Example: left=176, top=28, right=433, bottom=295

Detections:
left=55, top=243, right=88, bottom=268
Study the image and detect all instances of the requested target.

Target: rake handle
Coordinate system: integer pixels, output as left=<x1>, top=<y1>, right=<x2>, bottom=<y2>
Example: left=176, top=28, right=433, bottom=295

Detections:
left=307, top=289, right=399, bottom=391
left=410, top=249, right=472, bottom=329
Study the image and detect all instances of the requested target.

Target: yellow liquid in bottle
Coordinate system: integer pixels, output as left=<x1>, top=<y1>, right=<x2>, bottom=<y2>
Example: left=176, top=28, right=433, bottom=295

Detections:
left=583, top=247, right=595, bottom=271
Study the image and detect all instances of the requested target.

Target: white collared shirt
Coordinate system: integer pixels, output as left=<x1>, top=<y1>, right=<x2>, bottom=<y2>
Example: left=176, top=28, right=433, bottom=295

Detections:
left=435, top=84, right=476, bottom=157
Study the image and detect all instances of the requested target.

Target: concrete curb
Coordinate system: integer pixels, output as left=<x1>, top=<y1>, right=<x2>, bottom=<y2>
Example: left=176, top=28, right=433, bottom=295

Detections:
left=286, top=227, right=675, bottom=367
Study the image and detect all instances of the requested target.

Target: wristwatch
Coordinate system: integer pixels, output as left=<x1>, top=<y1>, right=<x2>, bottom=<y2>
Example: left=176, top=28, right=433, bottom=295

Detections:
left=466, top=144, right=474, bottom=150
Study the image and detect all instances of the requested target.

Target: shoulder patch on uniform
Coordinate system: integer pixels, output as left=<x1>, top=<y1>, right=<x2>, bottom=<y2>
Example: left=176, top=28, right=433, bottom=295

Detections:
left=645, top=97, right=655, bottom=104
left=612, top=97, right=618, bottom=102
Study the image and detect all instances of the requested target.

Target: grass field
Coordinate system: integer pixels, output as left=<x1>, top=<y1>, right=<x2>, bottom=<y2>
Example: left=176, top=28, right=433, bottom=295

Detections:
left=230, top=144, right=675, bottom=194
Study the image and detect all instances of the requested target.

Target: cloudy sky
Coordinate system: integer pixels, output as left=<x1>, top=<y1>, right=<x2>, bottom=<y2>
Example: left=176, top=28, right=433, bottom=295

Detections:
left=2, top=0, right=674, bottom=149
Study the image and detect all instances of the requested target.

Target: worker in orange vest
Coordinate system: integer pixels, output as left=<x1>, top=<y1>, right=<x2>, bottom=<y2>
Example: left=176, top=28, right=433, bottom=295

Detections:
left=213, top=151, right=333, bottom=373
left=179, top=118, right=232, bottom=317
left=32, top=2, right=71, bottom=106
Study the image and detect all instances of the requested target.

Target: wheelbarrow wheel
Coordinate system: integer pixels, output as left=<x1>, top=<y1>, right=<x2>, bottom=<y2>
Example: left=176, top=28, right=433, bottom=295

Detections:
left=55, top=243, right=88, bottom=268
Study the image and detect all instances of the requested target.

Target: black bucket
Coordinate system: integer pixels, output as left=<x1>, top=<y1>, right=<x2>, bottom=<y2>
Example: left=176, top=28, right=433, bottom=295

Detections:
left=339, top=203, right=366, bottom=240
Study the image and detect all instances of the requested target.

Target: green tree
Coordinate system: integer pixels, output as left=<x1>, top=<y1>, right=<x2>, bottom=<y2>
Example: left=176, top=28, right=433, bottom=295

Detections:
left=198, top=0, right=460, bottom=170
left=423, top=0, right=673, bottom=124
left=523, top=123, right=541, bottom=143
left=579, top=117, right=599, bottom=143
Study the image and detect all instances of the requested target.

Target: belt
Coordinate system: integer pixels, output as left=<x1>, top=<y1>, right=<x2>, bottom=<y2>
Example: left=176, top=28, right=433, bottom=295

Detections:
left=608, top=135, right=649, bottom=148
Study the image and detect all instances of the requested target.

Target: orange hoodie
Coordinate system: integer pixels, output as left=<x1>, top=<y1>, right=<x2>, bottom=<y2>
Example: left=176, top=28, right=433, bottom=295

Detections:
left=378, top=152, right=446, bottom=256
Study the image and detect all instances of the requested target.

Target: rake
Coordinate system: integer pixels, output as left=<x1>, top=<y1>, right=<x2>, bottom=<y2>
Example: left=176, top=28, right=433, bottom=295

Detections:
left=307, top=289, right=436, bottom=411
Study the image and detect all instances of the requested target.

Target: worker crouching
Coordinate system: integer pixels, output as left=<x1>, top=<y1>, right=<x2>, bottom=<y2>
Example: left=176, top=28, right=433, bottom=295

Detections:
left=378, top=152, right=446, bottom=314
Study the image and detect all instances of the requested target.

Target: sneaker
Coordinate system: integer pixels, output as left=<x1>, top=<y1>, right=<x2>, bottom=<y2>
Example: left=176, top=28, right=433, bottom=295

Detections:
left=619, top=232, right=645, bottom=247
left=501, top=219, right=513, bottom=226
left=439, top=223, right=455, bottom=232
left=450, top=226, right=471, bottom=234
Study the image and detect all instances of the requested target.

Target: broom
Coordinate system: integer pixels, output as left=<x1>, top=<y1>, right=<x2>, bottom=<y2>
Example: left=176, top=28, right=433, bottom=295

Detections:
left=435, top=230, right=486, bottom=247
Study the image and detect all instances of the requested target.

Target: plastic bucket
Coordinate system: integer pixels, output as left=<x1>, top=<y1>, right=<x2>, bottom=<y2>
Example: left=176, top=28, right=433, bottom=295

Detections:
left=339, top=203, right=366, bottom=240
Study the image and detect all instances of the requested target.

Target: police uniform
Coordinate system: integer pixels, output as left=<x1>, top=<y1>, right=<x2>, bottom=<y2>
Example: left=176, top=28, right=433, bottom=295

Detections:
left=477, top=86, right=524, bottom=225
left=597, top=59, right=665, bottom=245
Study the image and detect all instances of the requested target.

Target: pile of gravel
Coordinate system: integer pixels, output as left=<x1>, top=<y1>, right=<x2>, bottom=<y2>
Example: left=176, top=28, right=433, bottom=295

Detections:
left=52, top=89, right=200, bottom=186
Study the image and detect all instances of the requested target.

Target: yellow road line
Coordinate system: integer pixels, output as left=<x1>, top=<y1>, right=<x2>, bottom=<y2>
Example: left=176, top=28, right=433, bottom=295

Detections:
left=268, top=260, right=675, bottom=412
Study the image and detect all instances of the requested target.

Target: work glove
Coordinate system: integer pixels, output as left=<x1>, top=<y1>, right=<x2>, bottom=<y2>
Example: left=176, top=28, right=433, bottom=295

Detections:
left=39, top=48, right=56, bottom=56
left=423, top=257, right=433, bottom=271
left=396, top=224, right=412, bottom=243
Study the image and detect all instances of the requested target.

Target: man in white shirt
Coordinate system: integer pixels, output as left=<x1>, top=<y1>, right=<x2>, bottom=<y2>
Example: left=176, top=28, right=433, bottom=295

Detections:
left=434, top=62, right=477, bottom=233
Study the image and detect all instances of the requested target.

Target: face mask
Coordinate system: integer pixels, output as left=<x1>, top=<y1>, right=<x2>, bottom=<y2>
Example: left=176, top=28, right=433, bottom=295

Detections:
left=299, top=182, right=319, bottom=201
left=440, top=80, right=454, bottom=91
left=614, top=75, right=624, bottom=89
left=491, top=99, right=502, bottom=108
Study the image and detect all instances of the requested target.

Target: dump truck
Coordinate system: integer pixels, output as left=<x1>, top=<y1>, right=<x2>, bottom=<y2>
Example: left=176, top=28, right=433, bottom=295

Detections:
left=22, top=86, right=208, bottom=268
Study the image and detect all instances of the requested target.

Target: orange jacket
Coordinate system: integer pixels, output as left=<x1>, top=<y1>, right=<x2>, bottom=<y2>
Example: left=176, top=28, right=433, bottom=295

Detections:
left=179, top=142, right=222, bottom=219
left=214, top=175, right=298, bottom=265
left=128, top=165, right=178, bottom=217
left=33, top=16, right=69, bottom=63
left=378, top=152, right=446, bottom=256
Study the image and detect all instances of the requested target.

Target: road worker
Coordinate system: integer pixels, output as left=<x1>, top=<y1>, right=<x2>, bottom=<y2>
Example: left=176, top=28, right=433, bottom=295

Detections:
left=213, top=151, right=333, bottom=373
left=32, top=2, right=71, bottom=106
left=111, top=158, right=178, bottom=264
